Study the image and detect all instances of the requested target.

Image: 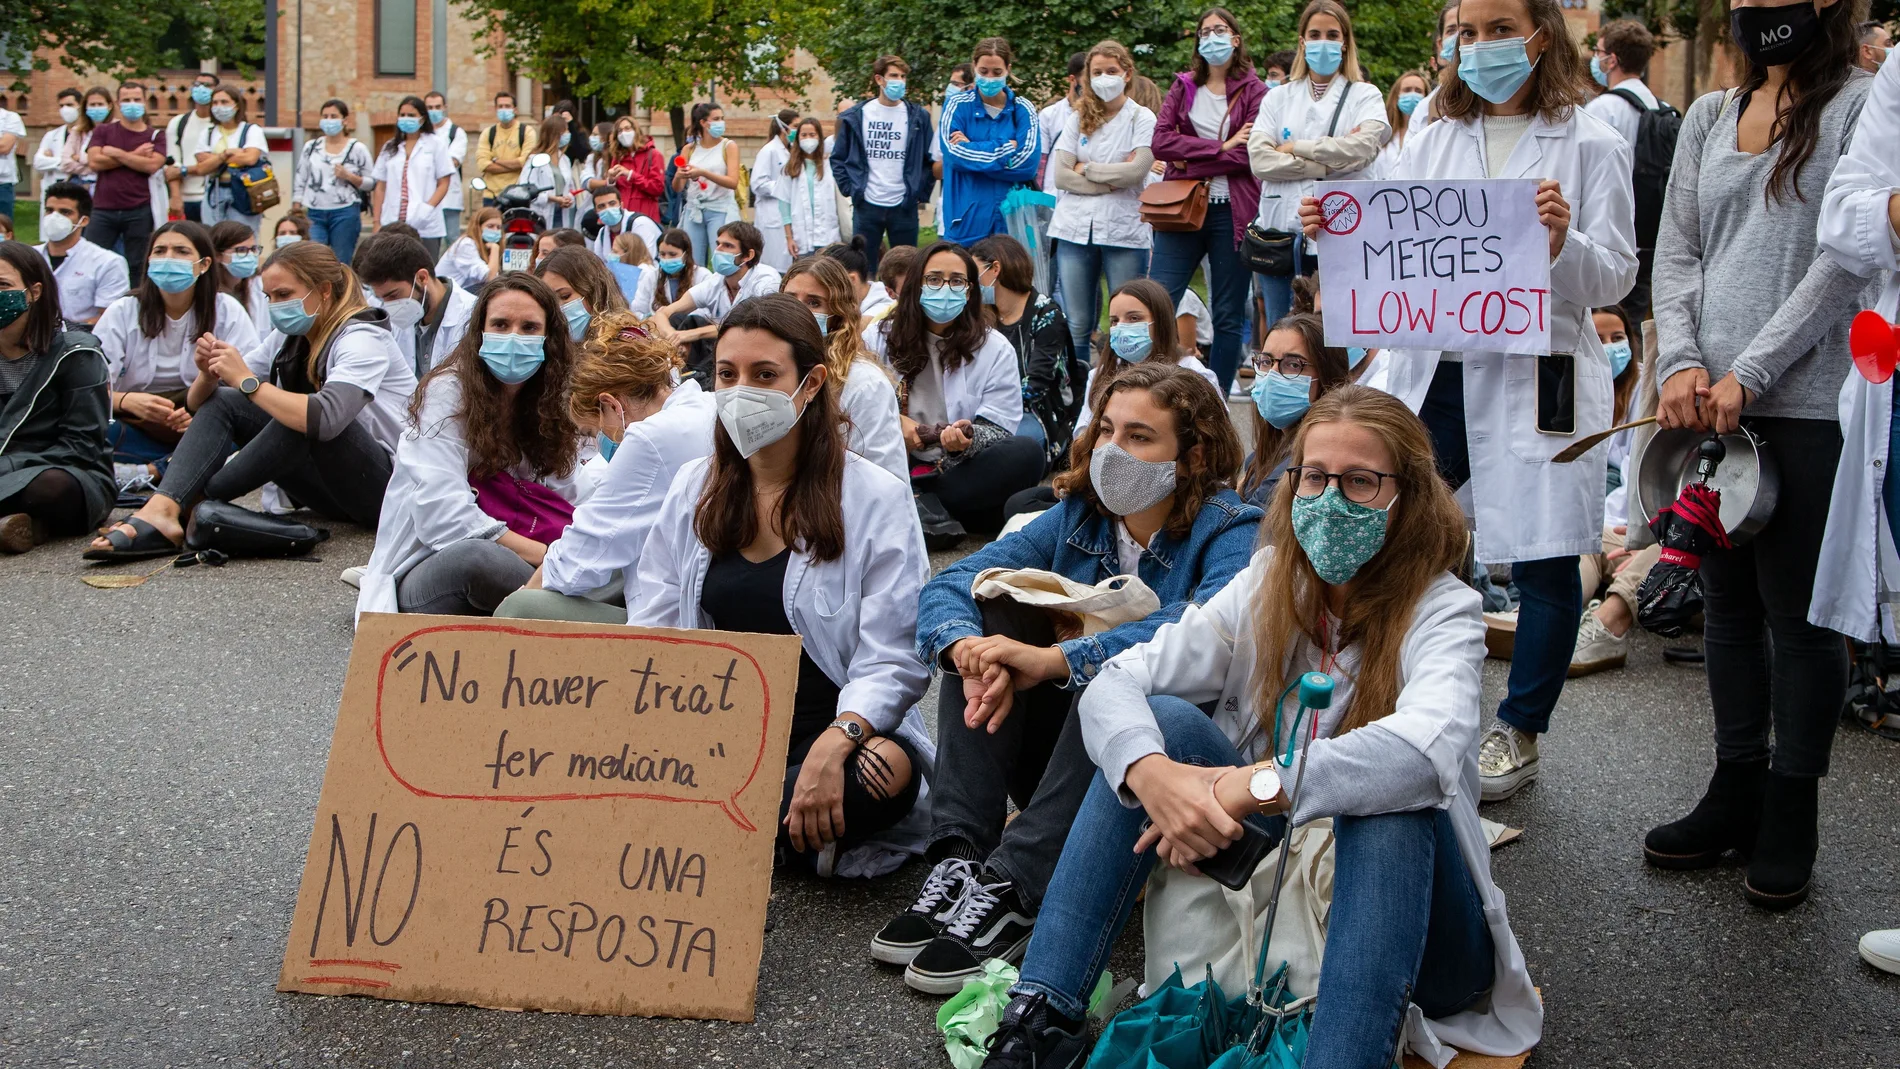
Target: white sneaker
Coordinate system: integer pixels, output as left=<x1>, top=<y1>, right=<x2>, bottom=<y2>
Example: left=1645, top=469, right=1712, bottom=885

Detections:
left=1569, top=600, right=1631, bottom=677
left=1228, top=373, right=1254, bottom=401
left=1860, top=929, right=1900, bottom=975
left=113, top=462, right=158, bottom=493
left=1478, top=721, right=1540, bottom=802
left=339, top=565, right=365, bottom=590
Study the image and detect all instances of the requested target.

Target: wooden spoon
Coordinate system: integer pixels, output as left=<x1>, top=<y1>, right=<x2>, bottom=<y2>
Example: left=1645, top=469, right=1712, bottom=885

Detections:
left=1552, top=416, right=1657, bottom=464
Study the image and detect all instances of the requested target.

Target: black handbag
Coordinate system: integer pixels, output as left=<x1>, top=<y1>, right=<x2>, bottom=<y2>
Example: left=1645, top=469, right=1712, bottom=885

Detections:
left=185, top=500, right=330, bottom=557
left=1241, top=83, right=1353, bottom=278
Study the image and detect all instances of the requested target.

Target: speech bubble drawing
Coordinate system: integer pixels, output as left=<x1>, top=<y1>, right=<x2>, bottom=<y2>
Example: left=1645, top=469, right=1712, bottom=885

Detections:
left=372, top=624, right=789, bottom=831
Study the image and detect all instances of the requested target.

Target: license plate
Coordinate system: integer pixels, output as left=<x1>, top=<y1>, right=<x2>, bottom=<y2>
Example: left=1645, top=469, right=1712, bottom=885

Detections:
left=502, top=248, right=531, bottom=274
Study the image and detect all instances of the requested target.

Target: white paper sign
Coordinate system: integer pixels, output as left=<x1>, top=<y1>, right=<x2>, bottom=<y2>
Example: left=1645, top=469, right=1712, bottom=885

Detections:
left=1315, top=178, right=1551, bottom=356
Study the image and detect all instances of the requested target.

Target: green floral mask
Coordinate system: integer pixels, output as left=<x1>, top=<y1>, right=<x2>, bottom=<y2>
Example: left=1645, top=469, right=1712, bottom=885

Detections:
left=1290, top=486, right=1392, bottom=585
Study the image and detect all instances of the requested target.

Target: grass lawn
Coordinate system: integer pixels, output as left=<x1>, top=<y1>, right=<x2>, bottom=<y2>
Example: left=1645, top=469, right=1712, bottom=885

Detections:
left=8, top=200, right=38, bottom=244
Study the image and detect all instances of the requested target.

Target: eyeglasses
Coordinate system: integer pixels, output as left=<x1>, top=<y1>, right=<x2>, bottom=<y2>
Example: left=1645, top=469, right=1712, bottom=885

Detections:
left=1289, top=466, right=1399, bottom=504
left=922, top=274, right=970, bottom=291
left=1252, top=351, right=1311, bottom=376
left=229, top=244, right=261, bottom=256
left=1198, top=25, right=1233, bottom=38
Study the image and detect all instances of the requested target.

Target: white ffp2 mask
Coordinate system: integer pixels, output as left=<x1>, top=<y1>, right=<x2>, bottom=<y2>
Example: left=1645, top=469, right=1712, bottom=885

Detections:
left=714, top=374, right=813, bottom=458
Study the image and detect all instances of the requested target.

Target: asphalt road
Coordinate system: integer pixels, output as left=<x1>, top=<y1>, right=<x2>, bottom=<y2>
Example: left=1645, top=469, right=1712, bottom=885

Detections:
left=3, top=512, right=1897, bottom=1068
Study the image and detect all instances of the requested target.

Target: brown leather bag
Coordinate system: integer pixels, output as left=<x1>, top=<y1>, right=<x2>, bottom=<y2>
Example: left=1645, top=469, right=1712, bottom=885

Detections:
left=1139, top=179, right=1209, bottom=232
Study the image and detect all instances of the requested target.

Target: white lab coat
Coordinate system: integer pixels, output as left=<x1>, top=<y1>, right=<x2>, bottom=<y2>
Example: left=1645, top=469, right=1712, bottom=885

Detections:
left=35, top=237, right=128, bottom=325
left=93, top=292, right=259, bottom=393
left=752, top=136, right=794, bottom=271
left=626, top=452, right=931, bottom=738
left=779, top=161, right=844, bottom=256
left=633, top=263, right=715, bottom=317
left=1085, top=549, right=1541, bottom=1064
left=542, top=380, right=717, bottom=607
left=355, top=374, right=596, bottom=620
left=863, top=321, right=1025, bottom=434
left=524, top=152, right=578, bottom=228
left=372, top=133, right=453, bottom=237
left=1382, top=108, right=1638, bottom=562
left=837, top=357, right=909, bottom=482
left=435, top=235, right=493, bottom=293
left=1811, top=50, right=1900, bottom=643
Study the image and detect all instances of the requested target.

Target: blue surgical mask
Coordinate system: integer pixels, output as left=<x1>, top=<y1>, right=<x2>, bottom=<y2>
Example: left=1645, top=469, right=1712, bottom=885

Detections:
left=147, top=258, right=199, bottom=294
left=86, top=105, right=110, bottom=123
left=1459, top=30, right=1541, bottom=105
left=497, top=108, right=516, bottom=123
left=599, top=206, right=625, bottom=227
left=884, top=79, right=907, bottom=102
left=920, top=284, right=969, bottom=324
left=428, top=108, right=447, bottom=127
left=1590, top=55, right=1610, bottom=88
left=269, top=296, right=316, bottom=336
left=590, top=135, right=605, bottom=152
left=707, top=120, right=726, bottom=138
left=1199, top=33, right=1236, bottom=66
left=562, top=298, right=592, bottom=341
left=276, top=235, right=302, bottom=246
left=1252, top=370, right=1313, bottom=429
left=812, top=308, right=830, bottom=334
left=1291, top=486, right=1392, bottom=585
left=481, top=228, right=502, bottom=244
left=1347, top=346, right=1367, bottom=364
left=227, top=252, right=259, bottom=279
left=1440, top=34, right=1458, bottom=62
left=1109, top=323, right=1154, bottom=361
left=710, top=250, right=741, bottom=276
left=1304, top=40, right=1343, bottom=77
left=479, top=332, right=547, bottom=384
left=1605, top=340, right=1633, bottom=379
left=1397, top=91, right=1424, bottom=116
left=559, top=131, right=571, bottom=148
left=119, top=101, right=145, bottom=121
left=1265, top=78, right=1283, bottom=89
left=975, top=75, right=1007, bottom=97
left=397, top=115, right=421, bottom=135
left=191, top=85, right=213, bottom=106
left=981, top=284, right=996, bottom=306
left=597, top=432, right=619, bottom=462
left=320, top=117, right=344, bottom=136
left=211, top=104, right=236, bottom=124
left=658, top=256, right=685, bottom=275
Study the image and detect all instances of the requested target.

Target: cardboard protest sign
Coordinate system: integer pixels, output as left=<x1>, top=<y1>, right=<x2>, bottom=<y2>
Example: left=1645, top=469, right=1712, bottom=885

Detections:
left=278, top=613, right=801, bottom=1021
left=1315, top=179, right=1551, bottom=356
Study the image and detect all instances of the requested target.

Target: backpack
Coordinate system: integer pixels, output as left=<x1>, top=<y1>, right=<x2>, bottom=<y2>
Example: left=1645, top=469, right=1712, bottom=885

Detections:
left=1607, top=88, right=1681, bottom=254
left=486, top=122, right=525, bottom=154
left=220, top=122, right=281, bottom=215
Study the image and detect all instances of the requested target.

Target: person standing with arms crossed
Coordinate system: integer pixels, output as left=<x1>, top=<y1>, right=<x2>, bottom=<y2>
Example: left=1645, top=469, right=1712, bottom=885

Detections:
left=475, top=91, right=538, bottom=207
left=940, top=38, right=1041, bottom=246
left=84, top=83, right=167, bottom=280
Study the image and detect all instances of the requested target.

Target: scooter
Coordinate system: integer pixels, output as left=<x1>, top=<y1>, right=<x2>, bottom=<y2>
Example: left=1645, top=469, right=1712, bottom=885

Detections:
left=469, top=151, right=553, bottom=274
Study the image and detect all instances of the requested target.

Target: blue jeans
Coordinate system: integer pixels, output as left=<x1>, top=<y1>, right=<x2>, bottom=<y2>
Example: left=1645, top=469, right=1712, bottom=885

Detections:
left=1421, top=360, right=1580, bottom=735
left=1014, top=696, right=1495, bottom=1066
left=683, top=210, right=729, bottom=264
left=307, top=205, right=364, bottom=267
left=852, top=199, right=919, bottom=277
left=107, top=420, right=174, bottom=465
left=1151, top=201, right=1249, bottom=394
left=0, top=182, right=13, bottom=225
left=1055, top=241, right=1146, bottom=368
left=199, top=193, right=261, bottom=233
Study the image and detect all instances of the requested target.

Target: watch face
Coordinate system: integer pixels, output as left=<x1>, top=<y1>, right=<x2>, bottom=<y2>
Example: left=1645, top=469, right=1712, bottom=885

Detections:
left=1249, top=766, right=1280, bottom=802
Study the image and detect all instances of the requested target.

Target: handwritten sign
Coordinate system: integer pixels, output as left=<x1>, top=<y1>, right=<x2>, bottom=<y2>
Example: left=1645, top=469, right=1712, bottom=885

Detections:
left=1316, top=178, right=1551, bottom=355
left=278, top=614, right=801, bottom=1020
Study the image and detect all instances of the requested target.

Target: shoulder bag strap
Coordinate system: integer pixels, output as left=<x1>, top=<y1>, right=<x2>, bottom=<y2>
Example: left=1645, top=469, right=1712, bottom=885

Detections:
left=1323, top=80, right=1353, bottom=137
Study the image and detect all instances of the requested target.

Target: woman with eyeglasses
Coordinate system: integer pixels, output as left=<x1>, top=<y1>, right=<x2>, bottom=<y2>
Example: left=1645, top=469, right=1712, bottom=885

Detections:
left=978, top=386, right=1540, bottom=1069
left=209, top=220, right=270, bottom=340
left=1239, top=311, right=1352, bottom=505
left=864, top=241, right=1046, bottom=539
left=873, top=362, right=1259, bottom=996
left=1306, top=0, right=1637, bottom=808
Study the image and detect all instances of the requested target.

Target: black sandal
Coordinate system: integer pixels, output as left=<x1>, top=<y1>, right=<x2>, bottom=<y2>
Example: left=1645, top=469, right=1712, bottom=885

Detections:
left=82, top=517, right=182, bottom=562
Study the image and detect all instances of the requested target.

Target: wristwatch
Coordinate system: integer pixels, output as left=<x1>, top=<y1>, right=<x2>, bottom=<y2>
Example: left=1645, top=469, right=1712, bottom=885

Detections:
left=238, top=375, right=261, bottom=396
left=828, top=717, right=865, bottom=746
left=1246, top=763, right=1283, bottom=810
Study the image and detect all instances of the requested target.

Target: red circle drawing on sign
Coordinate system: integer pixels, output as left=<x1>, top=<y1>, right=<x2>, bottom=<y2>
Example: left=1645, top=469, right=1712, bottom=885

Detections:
left=1319, top=191, right=1361, bottom=236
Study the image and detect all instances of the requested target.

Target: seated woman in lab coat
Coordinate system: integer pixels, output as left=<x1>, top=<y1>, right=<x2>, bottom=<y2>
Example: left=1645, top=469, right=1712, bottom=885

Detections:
left=627, top=293, right=931, bottom=876
left=354, top=273, right=595, bottom=618
left=982, top=386, right=1540, bottom=1069
left=494, top=313, right=717, bottom=623
left=779, top=254, right=907, bottom=481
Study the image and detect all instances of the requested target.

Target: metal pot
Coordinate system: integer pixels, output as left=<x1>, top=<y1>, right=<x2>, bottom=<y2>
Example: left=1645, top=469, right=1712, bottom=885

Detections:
left=1632, top=427, right=1780, bottom=544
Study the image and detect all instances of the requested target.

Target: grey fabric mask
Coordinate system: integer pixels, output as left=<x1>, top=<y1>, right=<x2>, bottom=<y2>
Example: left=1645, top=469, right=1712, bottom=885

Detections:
left=1089, top=441, right=1178, bottom=516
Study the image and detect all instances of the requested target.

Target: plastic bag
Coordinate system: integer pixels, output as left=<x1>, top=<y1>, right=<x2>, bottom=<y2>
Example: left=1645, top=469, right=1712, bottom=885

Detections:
left=938, top=960, right=1120, bottom=1069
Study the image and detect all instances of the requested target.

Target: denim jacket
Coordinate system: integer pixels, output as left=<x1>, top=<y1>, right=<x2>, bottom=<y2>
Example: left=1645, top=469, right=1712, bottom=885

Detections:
left=916, top=489, right=1262, bottom=688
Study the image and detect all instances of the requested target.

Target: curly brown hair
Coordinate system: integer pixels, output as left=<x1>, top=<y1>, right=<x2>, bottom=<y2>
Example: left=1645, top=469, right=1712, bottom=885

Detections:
left=411, top=273, right=582, bottom=481
left=1054, top=361, right=1241, bottom=539
left=569, top=311, right=682, bottom=424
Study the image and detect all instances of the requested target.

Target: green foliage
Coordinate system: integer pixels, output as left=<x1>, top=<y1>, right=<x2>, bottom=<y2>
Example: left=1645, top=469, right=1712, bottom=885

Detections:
left=813, top=0, right=1442, bottom=108
left=452, top=0, right=831, bottom=112
left=1, top=0, right=268, bottom=89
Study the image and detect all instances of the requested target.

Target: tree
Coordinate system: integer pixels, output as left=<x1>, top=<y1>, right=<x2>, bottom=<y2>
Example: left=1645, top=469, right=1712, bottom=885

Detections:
left=1, top=0, right=267, bottom=90
left=453, top=0, right=830, bottom=145
left=814, top=0, right=1442, bottom=109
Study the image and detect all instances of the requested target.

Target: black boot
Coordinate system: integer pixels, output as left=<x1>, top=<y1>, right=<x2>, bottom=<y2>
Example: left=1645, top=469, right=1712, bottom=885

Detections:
left=1643, top=758, right=1768, bottom=869
left=1744, top=773, right=1818, bottom=911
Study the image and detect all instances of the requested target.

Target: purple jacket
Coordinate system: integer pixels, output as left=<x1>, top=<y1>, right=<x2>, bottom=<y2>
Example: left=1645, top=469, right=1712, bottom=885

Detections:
left=1152, top=69, right=1265, bottom=248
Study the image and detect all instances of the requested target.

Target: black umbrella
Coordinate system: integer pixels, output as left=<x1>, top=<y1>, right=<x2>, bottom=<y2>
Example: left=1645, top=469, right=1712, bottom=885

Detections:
left=1635, top=438, right=1733, bottom=637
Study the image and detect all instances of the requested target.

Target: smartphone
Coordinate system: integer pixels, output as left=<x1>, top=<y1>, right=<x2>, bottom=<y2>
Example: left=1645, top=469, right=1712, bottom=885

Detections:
left=1536, top=353, right=1577, bottom=436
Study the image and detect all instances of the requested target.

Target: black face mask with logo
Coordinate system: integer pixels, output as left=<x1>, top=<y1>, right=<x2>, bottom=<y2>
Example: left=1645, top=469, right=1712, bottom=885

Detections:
left=1730, top=1, right=1821, bottom=67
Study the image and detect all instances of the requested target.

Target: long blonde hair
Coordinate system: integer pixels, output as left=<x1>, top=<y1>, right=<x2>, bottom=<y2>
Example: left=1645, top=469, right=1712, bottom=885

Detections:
left=1076, top=40, right=1139, bottom=137
left=781, top=255, right=866, bottom=388
left=263, top=241, right=370, bottom=386
left=1286, top=0, right=1365, bottom=84
left=1250, top=386, right=1467, bottom=736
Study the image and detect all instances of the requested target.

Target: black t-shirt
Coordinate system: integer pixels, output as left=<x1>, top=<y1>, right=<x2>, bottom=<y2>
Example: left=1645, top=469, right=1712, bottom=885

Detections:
left=700, top=547, right=842, bottom=745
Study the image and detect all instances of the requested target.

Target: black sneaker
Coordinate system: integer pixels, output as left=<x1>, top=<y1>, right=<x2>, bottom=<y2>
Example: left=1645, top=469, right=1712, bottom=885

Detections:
left=904, top=871, right=1035, bottom=994
left=870, top=857, right=977, bottom=966
left=980, top=993, right=1088, bottom=1069
left=916, top=492, right=966, bottom=551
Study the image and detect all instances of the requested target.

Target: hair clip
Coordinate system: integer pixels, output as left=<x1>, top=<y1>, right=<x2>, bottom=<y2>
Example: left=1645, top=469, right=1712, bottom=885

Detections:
left=618, top=324, right=652, bottom=341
